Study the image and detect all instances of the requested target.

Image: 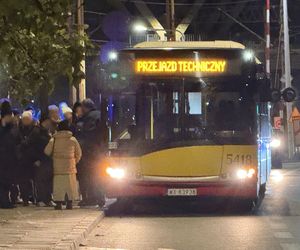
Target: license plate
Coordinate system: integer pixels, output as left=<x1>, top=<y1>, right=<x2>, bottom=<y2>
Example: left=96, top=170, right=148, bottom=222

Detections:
left=167, top=188, right=197, bottom=196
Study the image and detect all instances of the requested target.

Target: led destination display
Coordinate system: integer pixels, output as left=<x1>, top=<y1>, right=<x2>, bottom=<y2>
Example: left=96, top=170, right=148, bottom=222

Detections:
left=135, top=59, right=227, bottom=74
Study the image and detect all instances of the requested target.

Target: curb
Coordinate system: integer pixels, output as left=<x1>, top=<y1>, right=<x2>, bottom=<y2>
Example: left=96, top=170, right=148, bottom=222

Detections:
left=54, top=211, right=104, bottom=250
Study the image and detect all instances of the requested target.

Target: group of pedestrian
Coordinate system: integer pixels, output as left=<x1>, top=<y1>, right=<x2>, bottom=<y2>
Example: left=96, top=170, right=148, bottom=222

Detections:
left=0, top=98, right=107, bottom=210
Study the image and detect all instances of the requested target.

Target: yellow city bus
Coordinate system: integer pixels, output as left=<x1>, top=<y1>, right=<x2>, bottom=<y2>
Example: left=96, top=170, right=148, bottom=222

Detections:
left=100, top=41, right=272, bottom=207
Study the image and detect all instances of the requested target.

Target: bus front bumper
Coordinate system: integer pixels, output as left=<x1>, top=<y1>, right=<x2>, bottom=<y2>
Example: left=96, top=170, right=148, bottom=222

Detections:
left=103, top=179, right=257, bottom=199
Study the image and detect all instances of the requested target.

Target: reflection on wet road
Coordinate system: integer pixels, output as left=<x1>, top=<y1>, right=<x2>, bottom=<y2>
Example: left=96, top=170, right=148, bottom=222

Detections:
left=81, top=167, right=300, bottom=250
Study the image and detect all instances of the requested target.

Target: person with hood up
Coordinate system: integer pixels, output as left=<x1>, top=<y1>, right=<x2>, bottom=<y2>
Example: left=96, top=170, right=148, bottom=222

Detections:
left=0, top=101, right=18, bottom=208
left=44, top=120, right=82, bottom=210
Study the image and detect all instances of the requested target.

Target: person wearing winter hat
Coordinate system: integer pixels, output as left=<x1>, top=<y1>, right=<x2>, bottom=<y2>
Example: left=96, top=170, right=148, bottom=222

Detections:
left=0, top=101, right=18, bottom=208
left=77, top=98, right=107, bottom=207
left=34, top=104, right=60, bottom=208
left=15, top=110, right=38, bottom=206
left=62, top=106, right=73, bottom=121
left=41, top=105, right=60, bottom=136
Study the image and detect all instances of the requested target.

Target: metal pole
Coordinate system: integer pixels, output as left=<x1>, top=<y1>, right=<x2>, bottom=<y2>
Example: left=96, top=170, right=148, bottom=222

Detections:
left=77, top=0, right=86, bottom=101
left=265, top=0, right=271, bottom=79
left=283, top=0, right=294, bottom=158
left=166, top=0, right=176, bottom=41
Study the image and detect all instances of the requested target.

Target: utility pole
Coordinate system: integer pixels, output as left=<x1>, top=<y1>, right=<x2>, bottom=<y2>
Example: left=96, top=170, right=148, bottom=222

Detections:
left=166, top=0, right=176, bottom=41
left=265, top=0, right=271, bottom=79
left=68, top=1, right=77, bottom=105
left=77, top=0, right=86, bottom=101
left=282, top=0, right=294, bottom=158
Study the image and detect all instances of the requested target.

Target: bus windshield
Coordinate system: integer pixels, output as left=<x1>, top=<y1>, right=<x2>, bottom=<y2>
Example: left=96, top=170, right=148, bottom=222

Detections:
left=112, top=77, right=257, bottom=151
left=109, top=48, right=260, bottom=152
left=136, top=78, right=255, bottom=144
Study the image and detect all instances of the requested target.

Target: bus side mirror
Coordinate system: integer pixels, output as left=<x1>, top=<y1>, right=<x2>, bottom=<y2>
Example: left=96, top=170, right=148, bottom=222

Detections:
left=282, top=87, right=296, bottom=102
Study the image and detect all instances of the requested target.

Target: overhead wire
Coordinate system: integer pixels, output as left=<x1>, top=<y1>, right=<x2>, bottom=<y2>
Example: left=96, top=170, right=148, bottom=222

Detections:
left=120, top=0, right=260, bottom=6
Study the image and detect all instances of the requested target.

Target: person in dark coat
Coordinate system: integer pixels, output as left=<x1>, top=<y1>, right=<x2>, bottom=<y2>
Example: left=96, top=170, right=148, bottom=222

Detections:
left=34, top=105, right=59, bottom=207
left=0, top=101, right=18, bottom=208
left=77, top=99, right=107, bottom=207
left=16, top=111, right=41, bottom=206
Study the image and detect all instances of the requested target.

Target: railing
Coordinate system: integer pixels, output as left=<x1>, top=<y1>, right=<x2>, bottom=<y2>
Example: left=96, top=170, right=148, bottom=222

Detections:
left=128, top=34, right=203, bottom=47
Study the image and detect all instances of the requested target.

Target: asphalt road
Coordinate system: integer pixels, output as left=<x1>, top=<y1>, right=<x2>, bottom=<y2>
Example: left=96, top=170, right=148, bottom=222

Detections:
left=80, top=167, right=300, bottom=250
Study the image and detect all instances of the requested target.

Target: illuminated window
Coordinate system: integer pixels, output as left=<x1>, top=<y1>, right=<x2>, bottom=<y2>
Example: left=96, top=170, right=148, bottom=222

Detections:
left=187, top=92, right=202, bottom=115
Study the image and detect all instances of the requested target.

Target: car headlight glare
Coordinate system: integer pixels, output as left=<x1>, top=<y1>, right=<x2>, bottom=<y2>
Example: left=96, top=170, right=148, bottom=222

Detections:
left=270, top=138, right=281, bottom=148
left=106, top=167, right=125, bottom=179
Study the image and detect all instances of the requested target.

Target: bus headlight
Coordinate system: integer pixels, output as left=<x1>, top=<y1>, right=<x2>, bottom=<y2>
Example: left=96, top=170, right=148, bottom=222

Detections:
left=270, top=138, right=281, bottom=148
left=106, top=167, right=125, bottom=179
left=236, top=168, right=256, bottom=179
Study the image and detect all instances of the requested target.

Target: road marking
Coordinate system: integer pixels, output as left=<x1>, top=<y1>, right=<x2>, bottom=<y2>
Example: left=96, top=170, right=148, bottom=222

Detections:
left=270, top=223, right=288, bottom=230
left=79, top=249, right=175, bottom=250
left=79, top=248, right=126, bottom=250
left=274, top=232, right=294, bottom=239
left=158, top=249, right=176, bottom=250
left=269, top=216, right=283, bottom=222
left=280, top=243, right=300, bottom=250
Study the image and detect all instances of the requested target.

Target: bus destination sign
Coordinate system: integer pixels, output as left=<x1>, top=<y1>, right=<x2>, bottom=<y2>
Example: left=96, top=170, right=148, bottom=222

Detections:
left=135, top=59, right=227, bottom=75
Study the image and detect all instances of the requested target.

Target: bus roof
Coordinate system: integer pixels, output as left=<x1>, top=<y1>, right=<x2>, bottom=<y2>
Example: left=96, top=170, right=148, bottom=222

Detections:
left=130, top=40, right=261, bottom=64
left=133, top=41, right=245, bottom=50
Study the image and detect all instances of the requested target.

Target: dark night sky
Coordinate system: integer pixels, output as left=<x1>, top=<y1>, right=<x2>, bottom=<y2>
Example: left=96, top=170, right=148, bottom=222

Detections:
left=81, top=0, right=300, bottom=102
left=84, top=0, right=300, bottom=47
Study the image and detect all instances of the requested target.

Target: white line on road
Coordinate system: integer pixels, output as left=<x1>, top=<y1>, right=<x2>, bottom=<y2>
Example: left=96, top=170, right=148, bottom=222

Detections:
left=280, top=243, right=300, bottom=250
left=270, top=223, right=288, bottom=230
left=79, top=248, right=127, bottom=250
left=274, top=232, right=294, bottom=239
left=158, top=249, right=176, bottom=250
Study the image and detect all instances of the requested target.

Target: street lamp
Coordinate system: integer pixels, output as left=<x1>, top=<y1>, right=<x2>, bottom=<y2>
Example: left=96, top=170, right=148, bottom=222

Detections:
left=108, top=51, right=118, bottom=61
left=132, top=23, right=185, bottom=41
left=133, top=23, right=148, bottom=33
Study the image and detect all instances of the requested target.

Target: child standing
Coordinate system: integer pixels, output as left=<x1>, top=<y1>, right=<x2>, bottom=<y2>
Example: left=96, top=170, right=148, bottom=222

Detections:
left=44, top=120, right=82, bottom=210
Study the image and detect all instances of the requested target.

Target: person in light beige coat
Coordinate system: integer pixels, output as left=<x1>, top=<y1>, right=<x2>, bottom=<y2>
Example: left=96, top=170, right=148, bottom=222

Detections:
left=44, top=120, right=82, bottom=210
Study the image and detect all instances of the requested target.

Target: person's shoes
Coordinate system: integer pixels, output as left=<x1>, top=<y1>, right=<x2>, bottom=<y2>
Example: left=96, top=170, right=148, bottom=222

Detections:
left=23, top=200, right=30, bottom=207
left=98, top=199, right=106, bottom=209
left=54, top=202, right=63, bottom=210
left=36, top=202, right=42, bottom=207
left=15, top=197, right=23, bottom=204
left=78, top=200, right=88, bottom=207
left=66, top=201, right=73, bottom=210
left=45, top=201, right=56, bottom=207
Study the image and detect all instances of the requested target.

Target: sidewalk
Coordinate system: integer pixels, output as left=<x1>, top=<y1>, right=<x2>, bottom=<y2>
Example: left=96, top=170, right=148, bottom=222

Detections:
left=0, top=206, right=104, bottom=250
